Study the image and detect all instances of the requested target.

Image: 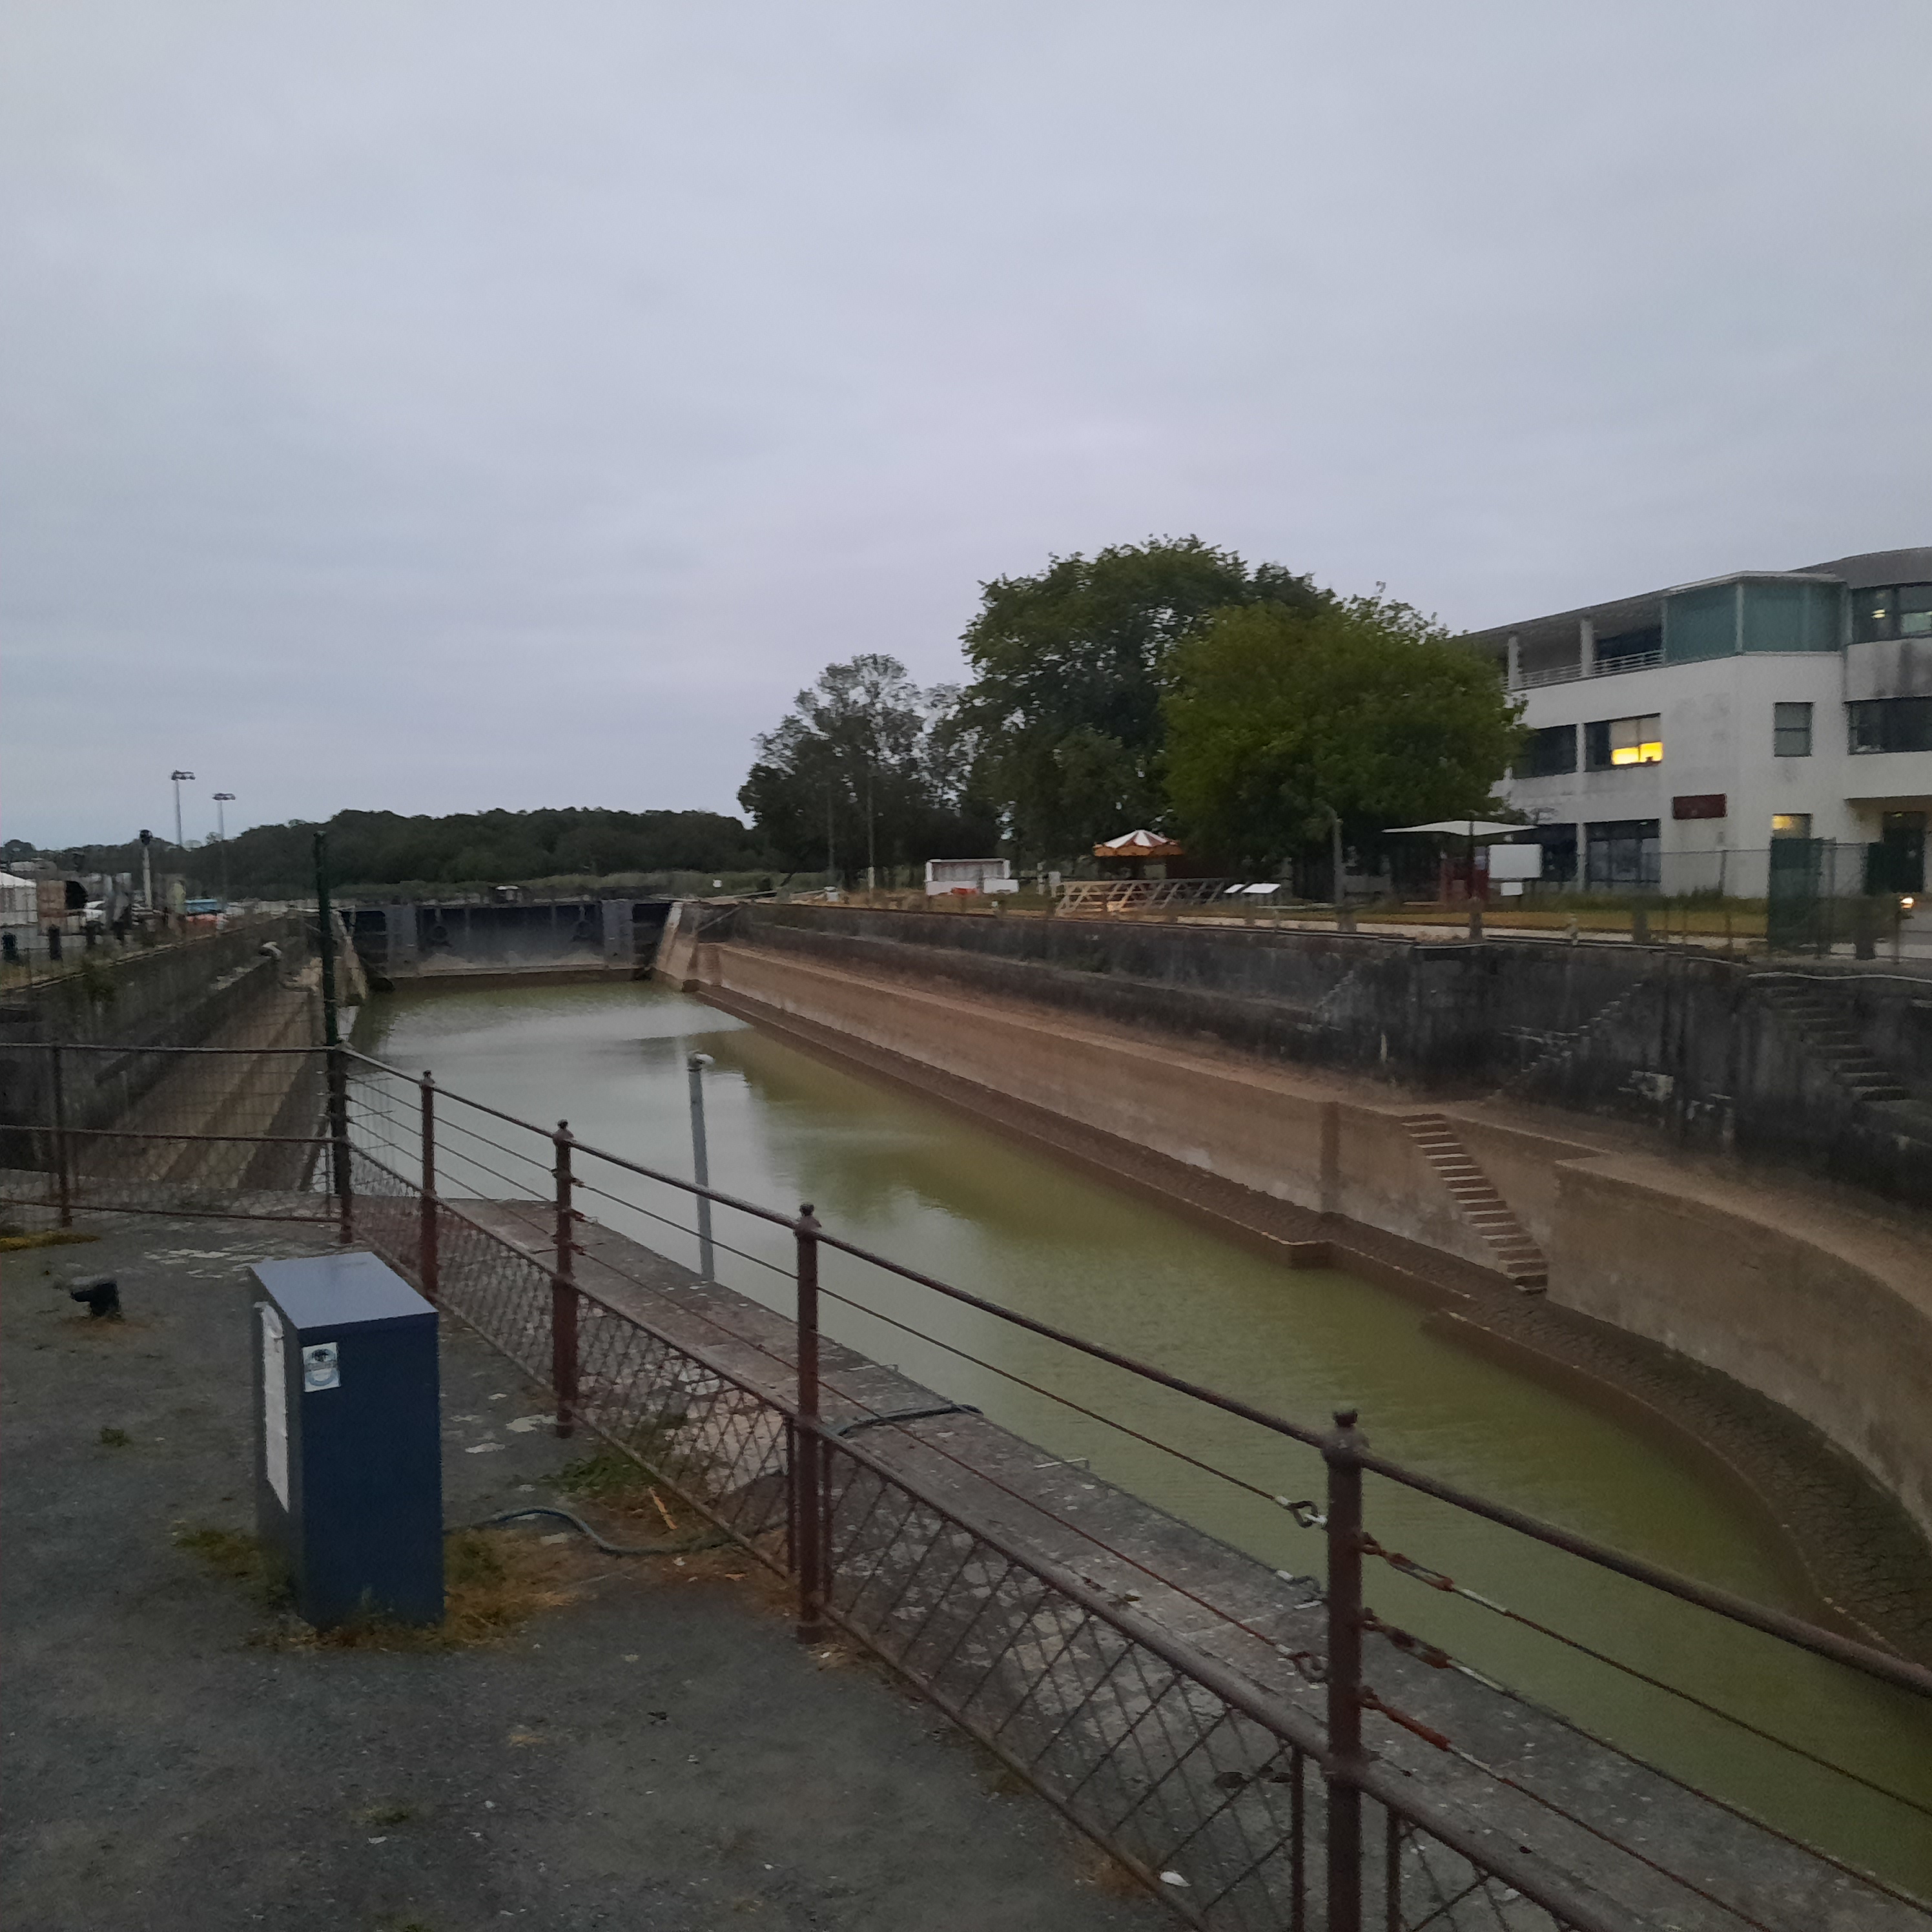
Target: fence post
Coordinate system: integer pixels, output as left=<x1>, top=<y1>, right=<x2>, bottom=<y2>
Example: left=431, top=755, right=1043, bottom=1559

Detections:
left=794, top=1202, right=826, bottom=1643
left=325, top=1045, right=353, bottom=1244
left=1323, top=1407, right=1368, bottom=1932
left=551, top=1120, right=578, bottom=1438
left=48, top=1041, right=72, bottom=1228
left=418, top=1072, right=439, bottom=1304
left=686, top=1053, right=715, bottom=1281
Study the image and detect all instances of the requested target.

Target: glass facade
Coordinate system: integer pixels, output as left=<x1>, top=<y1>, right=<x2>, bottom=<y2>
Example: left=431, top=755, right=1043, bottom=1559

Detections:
left=1851, top=583, right=1932, bottom=642
left=1663, top=577, right=1844, bottom=661
left=1740, top=579, right=1841, bottom=652
left=1662, top=583, right=1737, bottom=663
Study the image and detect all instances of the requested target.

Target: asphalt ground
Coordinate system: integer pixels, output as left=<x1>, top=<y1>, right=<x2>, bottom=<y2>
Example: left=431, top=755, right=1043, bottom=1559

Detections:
left=1, top=1212, right=1167, bottom=1932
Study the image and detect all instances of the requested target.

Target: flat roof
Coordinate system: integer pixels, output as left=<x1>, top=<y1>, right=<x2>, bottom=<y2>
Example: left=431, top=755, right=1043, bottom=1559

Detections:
left=1463, top=546, right=1932, bottom=658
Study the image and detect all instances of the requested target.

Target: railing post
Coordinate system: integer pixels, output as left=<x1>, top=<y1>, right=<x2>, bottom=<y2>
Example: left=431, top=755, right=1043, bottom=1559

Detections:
left=794, top=1202, right=826, bottom=1642
left=551, top=1120, right=578, bottom=1437
left=48, top=1041, right=72, bottom=1228
left=1323, top=1406, right=1368, bottom=1932
left=325, top=1045, right=353, bottom=1244
left=418, top=1071, right=439, bottom=1304
left=686, top=1053, right=715, bottom=1281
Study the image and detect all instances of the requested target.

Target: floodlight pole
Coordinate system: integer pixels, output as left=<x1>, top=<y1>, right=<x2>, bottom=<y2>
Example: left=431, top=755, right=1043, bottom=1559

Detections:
left=170, top=770, right=195, bottom=894
left=212, top=793, right=235, bottom=905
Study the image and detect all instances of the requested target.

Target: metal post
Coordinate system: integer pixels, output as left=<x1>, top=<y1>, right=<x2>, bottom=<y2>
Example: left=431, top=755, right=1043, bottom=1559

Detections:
left=794, top=1202, right=826, bottom=1641
left=552, top=1121, right=578, bottom=1437
left=1323, top=1407, right=1368, bottom=1932
left=314, top=833, right=352, bottom=1240
left=687, top=1053, right=715, bottom=1280
left=49, top=1041, right=72, bottom=1228
left=418, top=1072, right=440, bottom=1304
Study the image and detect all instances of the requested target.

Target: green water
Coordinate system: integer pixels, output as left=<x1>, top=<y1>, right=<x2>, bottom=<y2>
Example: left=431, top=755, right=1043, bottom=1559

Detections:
left=357, top=980, right=1932, bottom=1895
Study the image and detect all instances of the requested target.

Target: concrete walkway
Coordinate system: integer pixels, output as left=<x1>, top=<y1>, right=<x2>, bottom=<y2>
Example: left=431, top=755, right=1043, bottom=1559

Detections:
left=0, top=1214, right=1165, bottom=1932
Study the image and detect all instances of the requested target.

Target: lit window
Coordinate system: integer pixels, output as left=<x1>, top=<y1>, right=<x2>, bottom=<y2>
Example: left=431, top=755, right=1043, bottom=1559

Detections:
left=1584, top=714, right=1663, bottom=769
left=1773, top=701, right=1813, bottom=757
left=1770, top=814, right=1812, bottom=839
left=1852, top=583, right=1932, bottom=642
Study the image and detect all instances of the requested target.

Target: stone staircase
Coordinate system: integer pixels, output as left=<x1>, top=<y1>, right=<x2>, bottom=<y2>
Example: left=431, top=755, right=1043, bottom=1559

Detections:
left=1756, top=981, right=1909, bottom=1105
left=1399, top=1112, right=1548, bottom=1292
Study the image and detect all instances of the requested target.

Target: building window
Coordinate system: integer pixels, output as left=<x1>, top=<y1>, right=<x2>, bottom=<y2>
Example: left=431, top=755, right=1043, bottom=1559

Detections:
left=1773, top=701, right=1813, bottom=757
left=1851, top=584, right=1932, bottom=642
left=1585, top=820, right=1660, bottom=890
left=1770, top=813, right=1813, bottom=840
left=1583, top=714, right=1662, bottom=771
left=1512, top=724, right=1577, bottom=779
left=1847, top=696, right=1932, bottom=754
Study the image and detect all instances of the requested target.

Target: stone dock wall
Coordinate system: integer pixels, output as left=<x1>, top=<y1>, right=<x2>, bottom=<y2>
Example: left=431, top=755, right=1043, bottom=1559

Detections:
left=656, top=901, right=1932, bottom=1561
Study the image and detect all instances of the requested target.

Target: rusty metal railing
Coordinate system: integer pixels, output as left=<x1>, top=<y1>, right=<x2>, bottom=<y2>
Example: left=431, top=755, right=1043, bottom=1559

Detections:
left=4, top=1037, right=1930, bottom=1930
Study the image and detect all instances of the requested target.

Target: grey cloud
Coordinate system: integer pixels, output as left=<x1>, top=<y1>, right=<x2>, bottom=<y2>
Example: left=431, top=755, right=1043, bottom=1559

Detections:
left=5, top=0, right=1928, bottom=845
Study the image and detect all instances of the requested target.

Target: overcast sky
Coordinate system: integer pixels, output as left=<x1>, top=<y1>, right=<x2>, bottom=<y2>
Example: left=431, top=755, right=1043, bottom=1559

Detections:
left=5, top=1, right=1928, bottom=848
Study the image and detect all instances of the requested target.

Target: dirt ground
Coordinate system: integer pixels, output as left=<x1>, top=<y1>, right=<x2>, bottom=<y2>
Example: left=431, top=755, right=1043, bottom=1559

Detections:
left=1, top=1212, right=1167, bottom=1932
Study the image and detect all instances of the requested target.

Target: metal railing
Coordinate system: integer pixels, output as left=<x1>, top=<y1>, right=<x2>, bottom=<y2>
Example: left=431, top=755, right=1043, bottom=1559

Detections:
left=1514, top=650, right=1665, bottom=691
left=3, top=1038, right=1930, bottom=1930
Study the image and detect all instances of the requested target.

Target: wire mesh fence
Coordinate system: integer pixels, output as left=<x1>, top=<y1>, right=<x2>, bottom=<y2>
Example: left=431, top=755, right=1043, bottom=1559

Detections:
left=5, top=1034, right=1931, bottom=1930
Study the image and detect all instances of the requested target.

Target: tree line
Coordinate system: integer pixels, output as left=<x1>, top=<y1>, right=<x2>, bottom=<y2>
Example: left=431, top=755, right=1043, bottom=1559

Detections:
left=738, top=536, right=1522, bottom=881
left=15, top=536, right=1520, bottom=898
left=17, top=808, right=768, bottom=898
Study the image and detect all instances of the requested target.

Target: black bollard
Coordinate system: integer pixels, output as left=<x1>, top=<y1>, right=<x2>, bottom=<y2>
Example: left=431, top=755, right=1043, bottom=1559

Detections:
left=68, top=1277, right=121, bottom=1320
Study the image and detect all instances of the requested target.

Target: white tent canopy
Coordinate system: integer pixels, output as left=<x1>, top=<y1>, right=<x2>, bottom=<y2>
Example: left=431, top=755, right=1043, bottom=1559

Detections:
left=1383, top=819, right=1523, bottom=841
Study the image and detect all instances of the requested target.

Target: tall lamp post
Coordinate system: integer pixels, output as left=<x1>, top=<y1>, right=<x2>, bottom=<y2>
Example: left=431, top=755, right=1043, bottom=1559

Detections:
left=170, top=770, right=195, bottom=899
left=212, top=793, right=235, bottom=906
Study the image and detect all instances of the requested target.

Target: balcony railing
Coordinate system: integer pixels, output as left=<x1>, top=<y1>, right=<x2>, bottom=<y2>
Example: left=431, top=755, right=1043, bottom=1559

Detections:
left=1514, top=647, right=1663, bottom=690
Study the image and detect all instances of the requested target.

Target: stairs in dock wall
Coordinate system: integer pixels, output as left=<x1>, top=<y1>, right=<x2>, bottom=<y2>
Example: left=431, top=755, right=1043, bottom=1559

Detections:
left=1398, top=1112, right=1548, bottom=1292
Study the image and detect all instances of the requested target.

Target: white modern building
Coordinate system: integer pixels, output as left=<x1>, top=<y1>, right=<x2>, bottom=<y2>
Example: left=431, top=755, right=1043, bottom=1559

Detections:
left=1464, top=546, right=1931, bottom=896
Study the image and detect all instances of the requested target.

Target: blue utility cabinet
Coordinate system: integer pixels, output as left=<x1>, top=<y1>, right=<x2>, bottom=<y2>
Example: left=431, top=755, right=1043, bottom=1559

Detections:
left=252, top=1251, right=444, bottom=1628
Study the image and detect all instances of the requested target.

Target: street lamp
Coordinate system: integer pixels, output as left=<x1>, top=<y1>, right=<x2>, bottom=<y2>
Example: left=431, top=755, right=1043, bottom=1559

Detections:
left=212, top=792, right=235, bottom=906
left=170, top=772, right=195, bottom=896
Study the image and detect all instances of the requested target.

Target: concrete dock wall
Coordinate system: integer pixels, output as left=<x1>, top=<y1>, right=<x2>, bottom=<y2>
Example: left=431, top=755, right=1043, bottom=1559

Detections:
left=707, top=903, right=1932, bottom=1208
left=661, top=907, right=1932, bottom=1547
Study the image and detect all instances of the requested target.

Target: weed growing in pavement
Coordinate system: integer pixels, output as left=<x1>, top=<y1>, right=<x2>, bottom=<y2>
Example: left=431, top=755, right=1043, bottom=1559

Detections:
left=98, top=1426, right=130, bottom=1447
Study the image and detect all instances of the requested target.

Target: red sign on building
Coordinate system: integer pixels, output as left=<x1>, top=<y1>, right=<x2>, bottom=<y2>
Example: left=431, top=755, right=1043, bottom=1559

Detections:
left=1672, top=794, right=1727, bottom=821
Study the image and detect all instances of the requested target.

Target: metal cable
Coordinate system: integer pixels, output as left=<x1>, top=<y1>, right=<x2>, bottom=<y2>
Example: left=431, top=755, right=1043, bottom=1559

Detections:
left=1363, top=1541, right=1932, bottom=1823
left=1361, top=1616, right=1932, bottom=1904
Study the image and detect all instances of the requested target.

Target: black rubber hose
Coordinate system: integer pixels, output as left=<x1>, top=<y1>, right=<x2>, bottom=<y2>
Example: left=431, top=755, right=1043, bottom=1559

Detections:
left=456, top=1505, right=734, bottom=1557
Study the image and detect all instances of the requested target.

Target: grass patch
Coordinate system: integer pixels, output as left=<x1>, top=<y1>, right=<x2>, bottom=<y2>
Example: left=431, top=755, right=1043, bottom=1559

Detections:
left=553, top=1448, right=656, bottom=1503
left=0, top=1229, right=101, bottom=1253
left=282, top=1528, right=579, bottom=1653
left=357, top=1804, right=414, bottom=1829
left=98, top=1426, right=130, bottom=1447
left=174, top=1523, right=270, bottom=1585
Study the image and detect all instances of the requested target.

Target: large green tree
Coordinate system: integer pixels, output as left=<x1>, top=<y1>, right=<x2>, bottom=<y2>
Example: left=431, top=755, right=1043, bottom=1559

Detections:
left=956, top=537, right=1324, bottom=863
left=1162, top=595, right=1525, bottom=870
left=738, top=654, right=996, bottom=881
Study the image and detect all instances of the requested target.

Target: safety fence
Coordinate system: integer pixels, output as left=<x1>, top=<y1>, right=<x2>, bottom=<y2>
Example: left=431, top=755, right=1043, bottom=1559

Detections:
left=4, top=1037, right=1932, bottom=1931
